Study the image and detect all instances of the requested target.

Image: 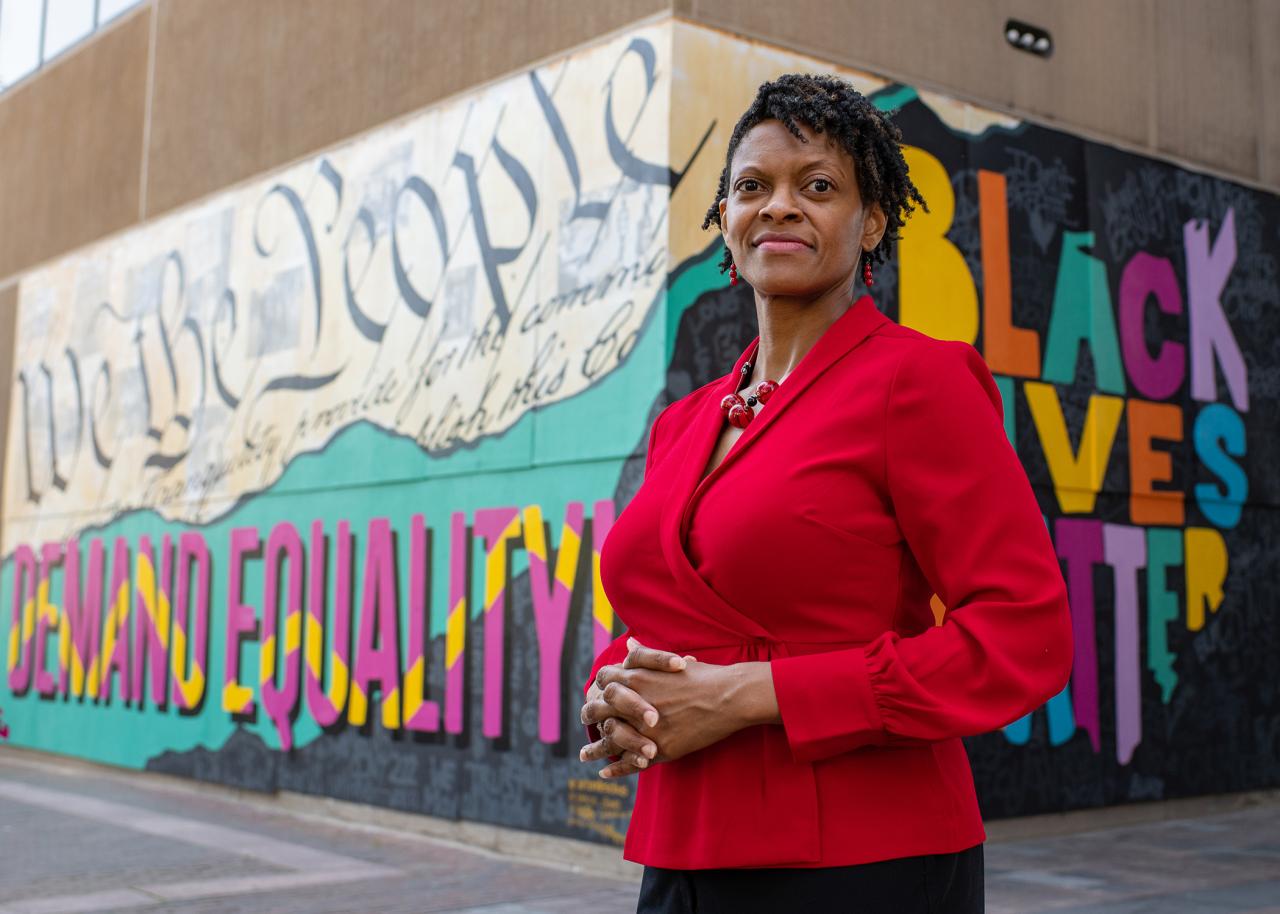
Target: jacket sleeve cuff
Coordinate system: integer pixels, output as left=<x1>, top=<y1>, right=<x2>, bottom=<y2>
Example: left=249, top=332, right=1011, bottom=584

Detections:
left=770, top=647, right=888, bottom=762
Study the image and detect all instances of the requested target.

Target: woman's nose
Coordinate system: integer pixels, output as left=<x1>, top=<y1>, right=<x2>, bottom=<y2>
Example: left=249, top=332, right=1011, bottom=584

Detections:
left=759, top=189, right=803, bottom=221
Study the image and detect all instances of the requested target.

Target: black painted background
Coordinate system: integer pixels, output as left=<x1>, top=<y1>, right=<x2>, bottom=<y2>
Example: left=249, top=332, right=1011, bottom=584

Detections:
left=149, top=90, right=1280, bottom=839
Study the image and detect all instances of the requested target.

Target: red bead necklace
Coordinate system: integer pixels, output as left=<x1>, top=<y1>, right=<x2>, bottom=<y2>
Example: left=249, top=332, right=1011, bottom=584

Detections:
left=719, top=356, right=780, bottom=429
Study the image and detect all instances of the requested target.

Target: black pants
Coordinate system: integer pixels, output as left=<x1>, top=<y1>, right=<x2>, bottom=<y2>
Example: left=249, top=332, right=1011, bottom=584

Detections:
left=636, top=844, right=983, bottom=913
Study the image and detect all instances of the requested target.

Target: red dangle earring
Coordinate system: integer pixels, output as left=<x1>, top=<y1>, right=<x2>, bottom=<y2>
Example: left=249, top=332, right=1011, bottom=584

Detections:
left=862, top=251, right=874, bottom=288
left=729, top=261, right=738, bottom=286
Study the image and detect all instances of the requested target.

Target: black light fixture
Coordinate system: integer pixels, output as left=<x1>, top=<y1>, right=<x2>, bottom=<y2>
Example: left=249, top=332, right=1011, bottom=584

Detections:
left=1005, top=19, right=1053, bottom=58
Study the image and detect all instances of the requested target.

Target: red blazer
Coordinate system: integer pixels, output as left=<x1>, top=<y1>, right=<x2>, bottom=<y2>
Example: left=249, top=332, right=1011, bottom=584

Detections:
left=588, top=294, right=1073, bottom=869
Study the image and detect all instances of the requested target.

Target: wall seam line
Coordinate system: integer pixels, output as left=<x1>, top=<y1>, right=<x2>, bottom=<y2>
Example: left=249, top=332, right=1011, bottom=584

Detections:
left=1252, top=0, right=1265, bottom=181
left=137, top=0, right=159, bottom=221
left=1147, top=0, right=1158, bottom=151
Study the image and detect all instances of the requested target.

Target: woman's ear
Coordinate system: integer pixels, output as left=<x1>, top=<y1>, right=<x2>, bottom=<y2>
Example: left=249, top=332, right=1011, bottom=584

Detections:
left=718, top=196, right=728, bottom=229
left=861, top=201, right=888, bottom=251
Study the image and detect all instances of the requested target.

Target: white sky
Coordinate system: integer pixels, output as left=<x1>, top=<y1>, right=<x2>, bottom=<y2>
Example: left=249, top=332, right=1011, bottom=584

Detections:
left=0, top=0, right=142, bottom=88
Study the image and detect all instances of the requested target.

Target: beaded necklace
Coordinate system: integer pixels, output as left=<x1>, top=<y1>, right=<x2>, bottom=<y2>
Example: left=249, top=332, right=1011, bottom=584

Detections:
left=718, top=356, right=781, bottom=429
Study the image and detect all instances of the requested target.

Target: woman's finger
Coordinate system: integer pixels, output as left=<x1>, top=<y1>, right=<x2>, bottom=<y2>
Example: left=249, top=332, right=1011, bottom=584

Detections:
left=623, top=636, right=687, bottom=672
left=578, top=736, right=620, bottom=762
left=599, top=759, right=643, bottom=779
left=581, top=693, right=650, bottom=730
left=600, top=717, right=657, bottom=760
left=578, top=736, right=652, bottom=770
left=588, top=679, right=659, bottom=729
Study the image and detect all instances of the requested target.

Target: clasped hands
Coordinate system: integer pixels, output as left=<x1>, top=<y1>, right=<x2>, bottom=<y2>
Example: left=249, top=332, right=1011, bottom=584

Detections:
left=578, top=637, right=780, bottom=779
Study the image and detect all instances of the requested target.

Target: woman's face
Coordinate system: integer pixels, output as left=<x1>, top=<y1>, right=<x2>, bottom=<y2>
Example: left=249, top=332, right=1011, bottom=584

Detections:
left=718, top=119, right=885, bottom=298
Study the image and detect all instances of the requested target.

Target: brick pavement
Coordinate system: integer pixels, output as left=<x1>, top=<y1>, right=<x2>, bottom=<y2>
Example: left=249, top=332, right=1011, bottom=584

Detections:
left=1, top=747, right=1277, bottom=913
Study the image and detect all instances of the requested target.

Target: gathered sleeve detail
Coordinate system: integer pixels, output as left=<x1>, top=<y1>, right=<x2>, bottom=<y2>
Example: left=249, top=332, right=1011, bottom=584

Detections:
left=771, top=340, right=1074, bottom=763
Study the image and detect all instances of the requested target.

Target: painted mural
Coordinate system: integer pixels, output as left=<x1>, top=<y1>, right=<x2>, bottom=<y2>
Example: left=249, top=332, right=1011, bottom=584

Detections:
left=1, top=20, right=1277, bottom=847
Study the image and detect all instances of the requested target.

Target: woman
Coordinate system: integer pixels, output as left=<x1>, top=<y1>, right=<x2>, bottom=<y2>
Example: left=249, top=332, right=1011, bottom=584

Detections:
left=579, top=73, right=1073, bottom=913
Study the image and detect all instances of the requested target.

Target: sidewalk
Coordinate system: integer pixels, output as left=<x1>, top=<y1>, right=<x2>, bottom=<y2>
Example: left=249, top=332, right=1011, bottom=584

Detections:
left=1, top=747, right=1277, bottom=913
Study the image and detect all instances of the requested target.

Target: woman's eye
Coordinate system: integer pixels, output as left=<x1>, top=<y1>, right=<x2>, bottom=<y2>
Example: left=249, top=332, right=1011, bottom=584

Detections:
left=738, top=179, right=761, bottom=192
left=811, top=179, right=832, bottom=192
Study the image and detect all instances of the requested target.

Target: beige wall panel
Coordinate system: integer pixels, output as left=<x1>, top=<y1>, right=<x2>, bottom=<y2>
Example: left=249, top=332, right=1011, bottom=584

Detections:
left=1000, top=0, right=1153, bottom=147
left=687, top=0, right=1012, bottom=110
left=145, top=0, right=669, bottom=218
left=1156, top=0, right=1258, bottom=179
left=688, top=0, right=1277, bottom=189
left=0, top=10, right=149, bottom=282
left=688, top=0, right=1153, bottom=146
left=1257, top=0, right=1280, bottom=188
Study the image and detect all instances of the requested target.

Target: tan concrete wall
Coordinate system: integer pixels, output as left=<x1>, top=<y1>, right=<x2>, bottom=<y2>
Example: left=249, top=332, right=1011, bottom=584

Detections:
left=1155, top=0, right=1259, bottom=180
left=144, top=0, right=670, bottom=219
left=684, top=0, right=1277, bottom=186
left=1252, top=0, right=1280, bottom=188
left=0, top=8, right=150, bottom=282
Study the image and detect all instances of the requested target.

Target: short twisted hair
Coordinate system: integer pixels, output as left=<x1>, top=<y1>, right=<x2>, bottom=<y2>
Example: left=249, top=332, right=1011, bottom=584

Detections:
left=701, top=73, right=927, bottom=275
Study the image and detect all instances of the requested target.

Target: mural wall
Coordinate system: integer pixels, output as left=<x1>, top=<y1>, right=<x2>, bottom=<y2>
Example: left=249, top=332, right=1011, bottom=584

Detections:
left=2, top=20, right=1277, bottom=845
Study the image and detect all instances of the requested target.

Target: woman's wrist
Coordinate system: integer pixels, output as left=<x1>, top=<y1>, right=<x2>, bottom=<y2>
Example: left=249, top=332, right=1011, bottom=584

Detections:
left=721, top=661, right=782, bottom=729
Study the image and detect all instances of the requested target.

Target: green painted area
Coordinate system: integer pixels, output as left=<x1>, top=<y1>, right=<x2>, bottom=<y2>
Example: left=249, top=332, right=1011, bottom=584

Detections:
left=871, top=84, right=918, bottom=113
left=1146, top=527, right=1183, bottom=704
left=666, top=243, right=729, bottom=362
left=1042, top=231, right=1127, bottom=394
left=993, top=375, right=1017, bottom=446
left=868, top=82, right=1031, bottom=144
left=0, top=288, right=678, bottom=767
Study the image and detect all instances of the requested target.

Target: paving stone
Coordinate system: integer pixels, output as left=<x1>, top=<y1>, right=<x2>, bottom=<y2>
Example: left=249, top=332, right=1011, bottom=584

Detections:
left=1, top=751, right=1277, bottom=913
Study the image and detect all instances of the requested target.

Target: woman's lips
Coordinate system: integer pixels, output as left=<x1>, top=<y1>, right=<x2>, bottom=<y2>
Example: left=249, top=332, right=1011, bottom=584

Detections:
left=755, top=240, right=811, bottom=253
